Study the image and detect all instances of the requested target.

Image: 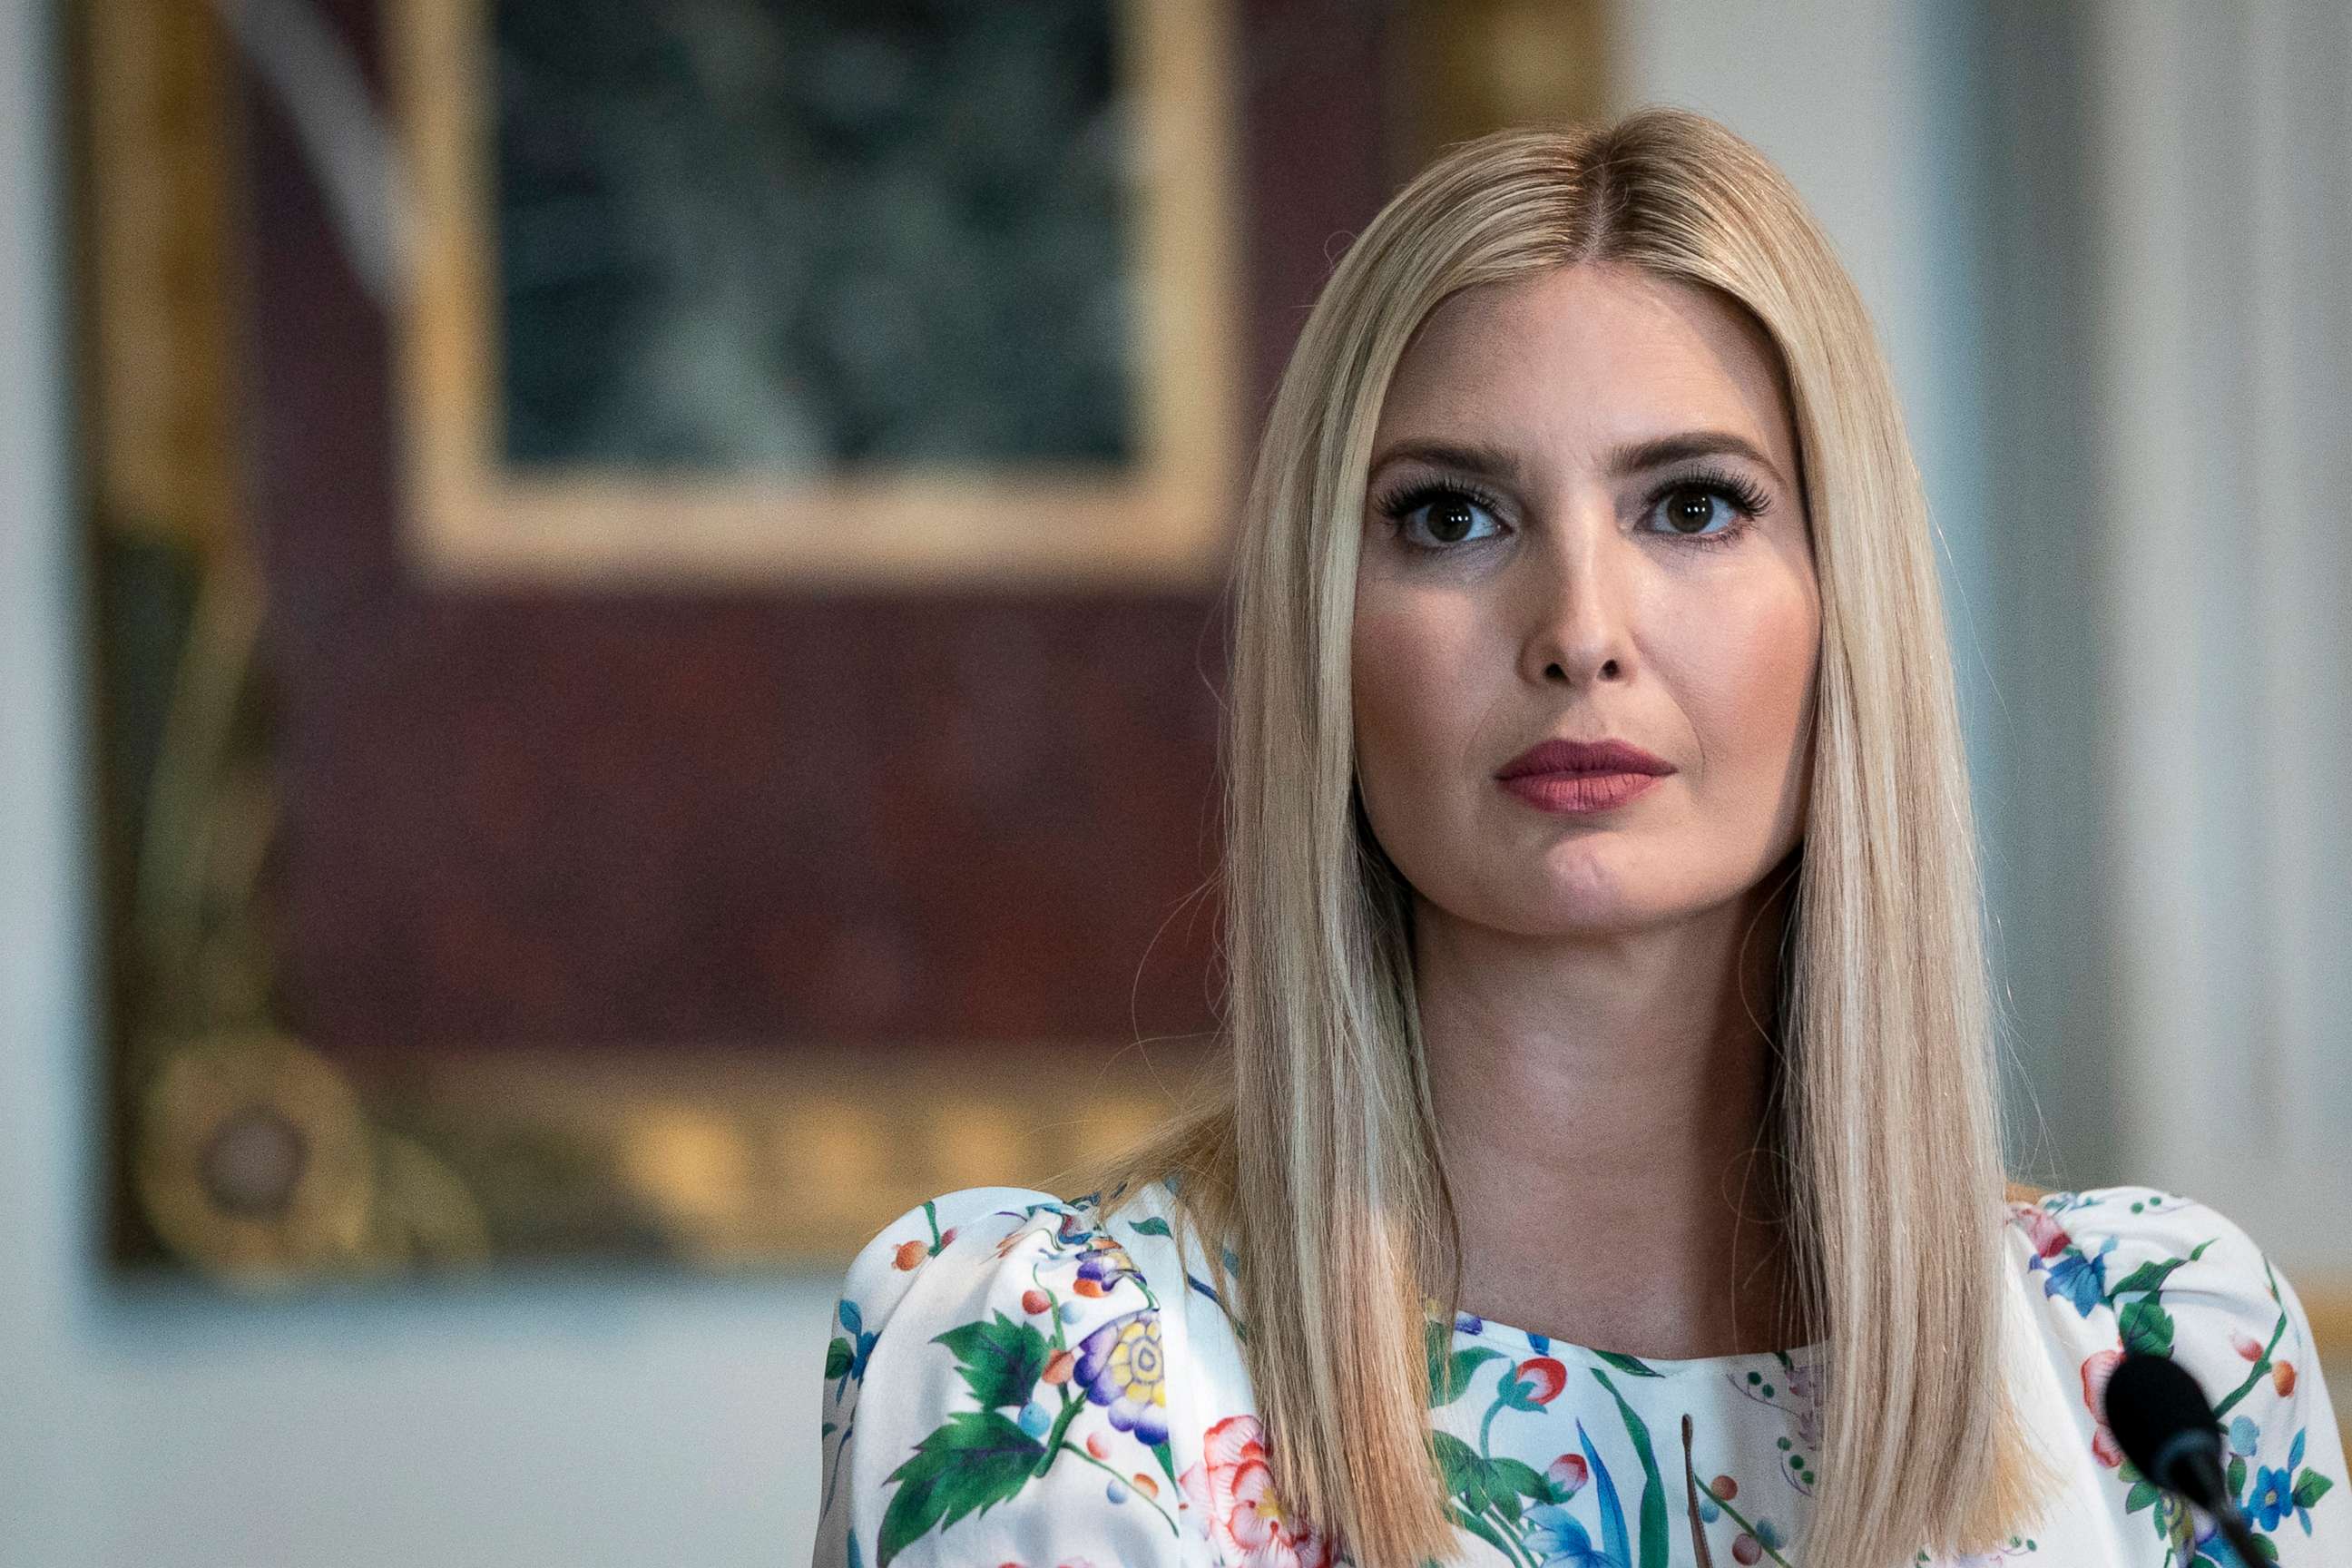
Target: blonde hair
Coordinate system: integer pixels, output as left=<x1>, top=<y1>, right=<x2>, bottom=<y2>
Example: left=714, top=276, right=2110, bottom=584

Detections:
left=1093, top=106, right=2059, bottom=1567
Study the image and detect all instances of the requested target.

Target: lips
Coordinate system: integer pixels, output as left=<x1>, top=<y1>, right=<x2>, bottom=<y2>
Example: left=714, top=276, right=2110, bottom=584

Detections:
left=1494, top=737, right=1675, bottom=779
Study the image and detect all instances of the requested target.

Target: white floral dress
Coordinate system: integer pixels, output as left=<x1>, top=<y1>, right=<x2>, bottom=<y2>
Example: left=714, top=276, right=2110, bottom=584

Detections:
left=810, top=1181, right=2345, bottom=1567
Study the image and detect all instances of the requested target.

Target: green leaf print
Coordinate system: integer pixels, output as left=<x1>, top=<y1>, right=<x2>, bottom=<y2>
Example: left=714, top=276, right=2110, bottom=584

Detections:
left=876, top=1409, right=1046, bottom=1566
left=2103, top=1239, right=2213, bottom=1364
left=2117, top=1297, right=2175, bottom=1358
left=2296, top=1468, right=2335, bottom=1510
left=2106, top=1252, right=2198, bottom=1301
left=1127, top=1214, right=1173, bottom=1238
left=825, top=1337, right=856, bottom=1380
left=1490, top=1455, right=1558, bottom=1505
left=1593, top=1368, right=1671, bottom=1568
left=1594, top=1349, right=1664, bottom=1377
left=932, top=1313, right=1049, bottom=1410
left=1433, top=1429, right=1496, bottom=1511
left=1426, top=1318, right=1504, bottom=1406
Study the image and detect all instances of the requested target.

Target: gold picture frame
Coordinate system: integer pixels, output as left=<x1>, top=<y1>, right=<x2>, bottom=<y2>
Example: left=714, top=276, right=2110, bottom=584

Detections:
left=388, top=0, right=1246, bottom=590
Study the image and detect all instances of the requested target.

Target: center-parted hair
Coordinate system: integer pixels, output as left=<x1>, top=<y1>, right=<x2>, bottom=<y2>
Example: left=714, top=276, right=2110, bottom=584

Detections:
left=1092, top=105, right=2059, bottom=1567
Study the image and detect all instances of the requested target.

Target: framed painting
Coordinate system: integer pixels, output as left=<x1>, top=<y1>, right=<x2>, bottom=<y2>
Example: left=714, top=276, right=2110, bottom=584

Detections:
left=79, top=0, right=1399, bottom=1285
left=389, top=0, right=1245, bottom=590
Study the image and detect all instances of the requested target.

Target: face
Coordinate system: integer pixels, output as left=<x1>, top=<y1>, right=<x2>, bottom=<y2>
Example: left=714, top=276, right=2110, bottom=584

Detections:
left=1350, top=261, right=1819, bottom=941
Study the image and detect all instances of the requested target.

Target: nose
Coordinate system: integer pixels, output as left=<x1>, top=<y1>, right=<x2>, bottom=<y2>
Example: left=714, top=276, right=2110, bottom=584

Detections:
left=1518, top=502, right=1633, bottom=688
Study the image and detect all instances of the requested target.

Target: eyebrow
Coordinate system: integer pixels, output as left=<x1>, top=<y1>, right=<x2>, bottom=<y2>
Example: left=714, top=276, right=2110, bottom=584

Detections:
left=1367, top=430, right=1788, bottom=490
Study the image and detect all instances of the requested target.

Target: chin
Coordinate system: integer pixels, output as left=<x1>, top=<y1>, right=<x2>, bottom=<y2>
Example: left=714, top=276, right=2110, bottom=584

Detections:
left=1515, top=854, right=1730, bottom=938
left=1494, top=873, right=1663, bottom=938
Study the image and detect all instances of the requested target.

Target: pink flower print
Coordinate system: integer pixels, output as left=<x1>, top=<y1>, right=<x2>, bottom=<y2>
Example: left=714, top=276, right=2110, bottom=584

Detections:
left=1546, top=1452, right=1590, bottom=1498
left=2082, top=1348, right=2125, bottom=1466
left=1514, top=1357, right=1569, bottom=1406
left=1177, top=1414, right=1335, bottom=1568
left=2013, top=1204, right=2073, bottom=1260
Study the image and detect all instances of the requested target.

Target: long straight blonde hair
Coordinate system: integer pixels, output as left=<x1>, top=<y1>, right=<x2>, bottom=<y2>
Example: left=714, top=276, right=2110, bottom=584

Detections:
left=1093, top=107, right=2058, bottom=1568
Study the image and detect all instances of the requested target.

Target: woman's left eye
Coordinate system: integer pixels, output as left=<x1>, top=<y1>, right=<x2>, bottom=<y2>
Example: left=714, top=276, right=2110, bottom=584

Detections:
left=1651, top=485, right=1740, bottom=536
left=1644, top=473, right=1772, bottom=544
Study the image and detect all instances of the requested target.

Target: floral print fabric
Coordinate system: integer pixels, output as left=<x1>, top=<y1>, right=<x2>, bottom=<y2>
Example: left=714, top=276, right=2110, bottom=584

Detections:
left=810, top=1183, right=2346, bottom=1566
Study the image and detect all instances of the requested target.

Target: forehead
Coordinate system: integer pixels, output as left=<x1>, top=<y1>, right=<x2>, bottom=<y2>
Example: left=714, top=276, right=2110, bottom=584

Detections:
left=1371, top=262, right=1798, bottom=467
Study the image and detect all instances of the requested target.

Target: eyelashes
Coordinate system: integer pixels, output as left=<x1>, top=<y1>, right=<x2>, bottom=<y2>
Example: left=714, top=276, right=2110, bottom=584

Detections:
left=1369, top=475, right=1514, bottom=550
left=1369, top=464, right=1774, bottom=554
left=1666, top=464, right=1774, bottom=534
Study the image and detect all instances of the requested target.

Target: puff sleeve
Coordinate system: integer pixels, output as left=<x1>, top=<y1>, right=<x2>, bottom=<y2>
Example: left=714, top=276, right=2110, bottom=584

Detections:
left=811, top=1187, right=1204, bottom=1568
left=2012, top=1186, right=2349, bottom=1563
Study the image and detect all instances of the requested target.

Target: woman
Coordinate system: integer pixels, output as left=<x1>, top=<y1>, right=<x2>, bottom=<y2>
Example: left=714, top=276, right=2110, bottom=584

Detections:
left=810, top=108, right=2345, bottom=1568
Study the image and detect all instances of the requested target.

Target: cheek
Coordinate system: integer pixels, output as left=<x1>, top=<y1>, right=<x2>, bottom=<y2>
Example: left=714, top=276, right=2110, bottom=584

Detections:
left=1351, top=593, right=1484, bottom=809
left=1674, top=581, right=1820, bottom=770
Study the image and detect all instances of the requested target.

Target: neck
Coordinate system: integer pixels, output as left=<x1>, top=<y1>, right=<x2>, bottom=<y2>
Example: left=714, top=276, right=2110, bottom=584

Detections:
left=1414, top=859, right=1812, bottom=1359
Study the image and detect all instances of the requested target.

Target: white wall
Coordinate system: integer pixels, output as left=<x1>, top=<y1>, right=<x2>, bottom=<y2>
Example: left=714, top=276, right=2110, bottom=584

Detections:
left=2081, top=0, right=2352, bottom=1277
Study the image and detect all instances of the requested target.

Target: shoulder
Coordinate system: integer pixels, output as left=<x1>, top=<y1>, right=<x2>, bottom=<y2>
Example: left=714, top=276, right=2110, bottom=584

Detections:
left=812, top=1181, right=1220, bottom=1567
left=2001, top=1184, right=2347, bottom=1554
left=823, top=1182, right=1190, bottom=1448
left=828, top=1180, right=1211, bottom=1368
left=830, top=1186, right=1110, bottom=1345
left=2000, top=1183, right=2296, bottom=1350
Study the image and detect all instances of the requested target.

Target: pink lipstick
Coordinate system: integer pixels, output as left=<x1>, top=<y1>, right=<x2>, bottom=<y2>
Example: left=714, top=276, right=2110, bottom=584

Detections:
left=1495, top=737, right=1674, bottom=816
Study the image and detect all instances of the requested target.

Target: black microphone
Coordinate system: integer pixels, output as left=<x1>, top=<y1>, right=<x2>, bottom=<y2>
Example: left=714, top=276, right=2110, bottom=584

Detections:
left=2102, top=1349, right=2266, bottom=1568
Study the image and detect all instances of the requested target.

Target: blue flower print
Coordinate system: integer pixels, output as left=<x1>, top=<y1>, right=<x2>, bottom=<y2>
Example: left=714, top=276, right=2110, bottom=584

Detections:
left=2253, top=1464, right=2298, bottom=1531
left=2038, top=1234, right=2118, bottom=1317
left=1524, top=1503, right=1624, bottom=1567
left=827, top=1298, right=878, bottom=1396
left=2261, top=1428, right=2332, bottom=1537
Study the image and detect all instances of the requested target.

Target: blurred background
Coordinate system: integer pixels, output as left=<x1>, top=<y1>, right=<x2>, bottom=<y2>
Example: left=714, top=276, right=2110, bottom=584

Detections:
left=4, top=0, right=2347, bottom=1562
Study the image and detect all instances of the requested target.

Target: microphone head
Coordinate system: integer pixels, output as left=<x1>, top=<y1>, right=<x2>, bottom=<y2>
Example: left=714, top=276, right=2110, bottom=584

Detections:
left=2103, top=1350, right=2225, bottom=1493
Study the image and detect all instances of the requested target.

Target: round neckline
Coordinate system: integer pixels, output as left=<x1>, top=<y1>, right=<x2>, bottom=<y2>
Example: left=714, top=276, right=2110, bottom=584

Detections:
left=1102, top=1181, right=1830, bottom=1378
left=1436, top=1304, right=1829, bottom=1377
